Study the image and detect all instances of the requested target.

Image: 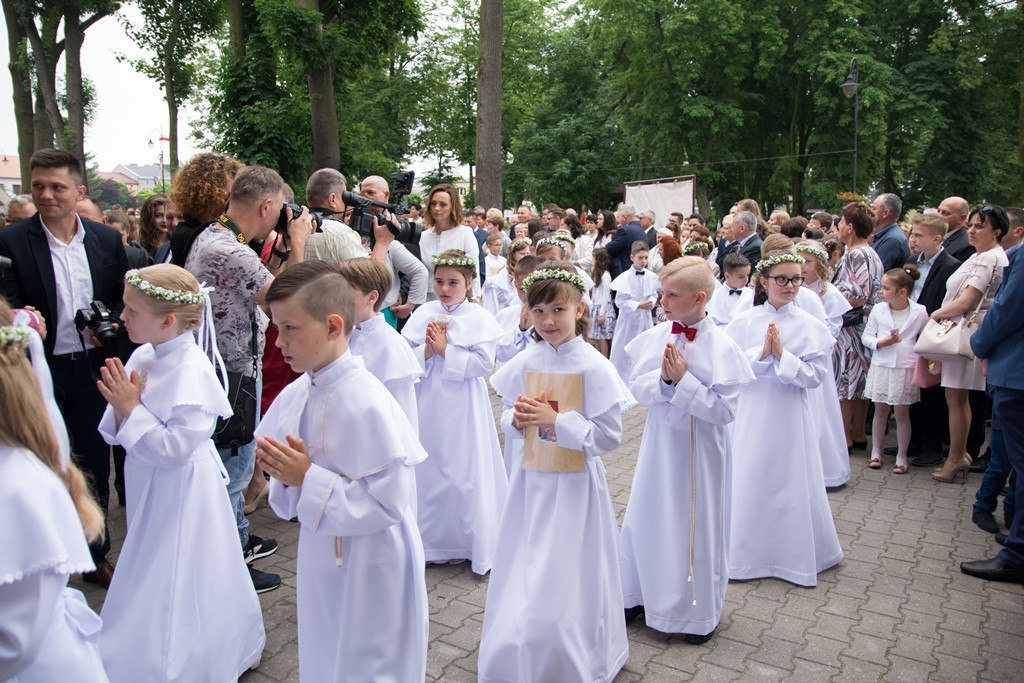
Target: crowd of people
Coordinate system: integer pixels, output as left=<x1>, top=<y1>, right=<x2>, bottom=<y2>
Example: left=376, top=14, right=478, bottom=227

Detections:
left=1, top=147, right=1022, bottom=682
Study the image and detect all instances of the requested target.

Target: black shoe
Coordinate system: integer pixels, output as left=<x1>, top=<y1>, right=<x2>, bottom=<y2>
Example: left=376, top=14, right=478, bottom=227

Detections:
left=883, top=446, right=898, bottom=456
left=995, top=533, right=1008, bottom=546
left=624, top=605, right=645, bottom=625
left=248, top=565, right=281, bottom=593
left=973, top=512, right=1000, bottom=534
left=683, top=628, right=716, bottom=644
left=851, top=441, right=868, bottom=451
left=911, top=450, right=945, bottom=468
left=969, top=455, right=990, bottom=473
left=960, top=557, right=1024, bottom=584
left=243, top=535, right=279, bottom=564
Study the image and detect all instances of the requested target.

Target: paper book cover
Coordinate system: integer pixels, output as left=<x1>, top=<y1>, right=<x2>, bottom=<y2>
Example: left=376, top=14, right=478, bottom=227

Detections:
left=523, top=371, right=585, bottom=472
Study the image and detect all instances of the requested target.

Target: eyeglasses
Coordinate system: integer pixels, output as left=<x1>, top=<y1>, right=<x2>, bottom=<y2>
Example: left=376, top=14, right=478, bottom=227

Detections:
left=771, top=275, right=804, bottom=287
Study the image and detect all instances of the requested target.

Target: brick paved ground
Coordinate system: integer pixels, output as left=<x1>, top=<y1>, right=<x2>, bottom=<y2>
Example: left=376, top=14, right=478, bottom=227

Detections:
left=77, top=391, right=1024, bottom=681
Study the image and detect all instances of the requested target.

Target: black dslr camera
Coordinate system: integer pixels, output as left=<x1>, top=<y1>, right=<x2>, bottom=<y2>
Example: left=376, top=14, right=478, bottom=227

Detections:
left=277, top=202, right=323, bottom=234
left=343, top=170, right=422, bottom=246
left=74, top=301, right=118, bottom=346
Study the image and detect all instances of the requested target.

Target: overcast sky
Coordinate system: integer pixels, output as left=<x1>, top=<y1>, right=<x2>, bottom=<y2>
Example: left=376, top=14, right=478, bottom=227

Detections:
left=0, top=8, right=201, bottom=175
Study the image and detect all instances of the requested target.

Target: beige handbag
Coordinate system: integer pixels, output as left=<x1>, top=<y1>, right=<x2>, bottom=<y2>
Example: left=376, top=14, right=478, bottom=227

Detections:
left=914, top=264, right=996, bottom=362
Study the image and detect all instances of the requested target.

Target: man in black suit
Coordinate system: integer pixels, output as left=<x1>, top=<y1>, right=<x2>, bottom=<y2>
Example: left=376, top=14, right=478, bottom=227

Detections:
left=0, top=149, right=129, bottom=587
left=606, top=204, right=649, bottom=277
left=905, top=213, right=961, bottom=468
left=732, top=210, right=763, bottom=268
left=938, top=196, right=975, bottom=262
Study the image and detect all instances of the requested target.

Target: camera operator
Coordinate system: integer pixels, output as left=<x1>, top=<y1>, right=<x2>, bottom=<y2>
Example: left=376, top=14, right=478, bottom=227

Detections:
left=183, top=164, right=315, bottom=594
left=303, top=169, right=365, bottom=263
left=0, top=149, right=129, bottom=588
left=360, top=175, right=428, bottom=326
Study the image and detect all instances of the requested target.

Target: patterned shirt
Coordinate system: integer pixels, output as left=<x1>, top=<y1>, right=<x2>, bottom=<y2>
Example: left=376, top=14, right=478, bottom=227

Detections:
left=184, top=226, right=273, bottom=378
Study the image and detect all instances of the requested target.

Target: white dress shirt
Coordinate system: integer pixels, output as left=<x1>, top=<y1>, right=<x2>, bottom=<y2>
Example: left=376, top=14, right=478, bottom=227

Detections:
left=41, top=217, right=95, bottom=355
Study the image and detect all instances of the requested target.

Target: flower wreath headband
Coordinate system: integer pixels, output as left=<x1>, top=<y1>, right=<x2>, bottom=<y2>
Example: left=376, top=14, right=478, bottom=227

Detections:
left=430, top=254, right=477, bottom=268
left=535, top=237, right=570, bottom=255
left=795, top=245, right=828, bottom=262
left=510, top=238, right=532, bottom=251
left=522, top=268, right=588, bottom=294
left=0, top=324, right=31, bottom=349
left=126, top=270, right=205, bottom=305
left=682, top=241, right=711, bottom=256
left=755, top=253, right=806, bottom=272
left=551, top=233, right=576, bottom=249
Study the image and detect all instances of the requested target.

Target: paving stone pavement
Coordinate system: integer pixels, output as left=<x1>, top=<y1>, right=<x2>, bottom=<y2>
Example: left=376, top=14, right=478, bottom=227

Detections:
left=77, top=390, right=1024, bottom=682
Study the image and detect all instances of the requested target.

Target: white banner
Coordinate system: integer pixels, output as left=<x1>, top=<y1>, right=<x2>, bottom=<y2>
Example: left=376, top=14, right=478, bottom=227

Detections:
left=623, top=175, right=696, bottom=229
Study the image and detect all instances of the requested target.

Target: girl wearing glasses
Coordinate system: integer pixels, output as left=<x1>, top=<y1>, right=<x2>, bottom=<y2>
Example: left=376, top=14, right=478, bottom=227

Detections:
left=725, top=251, right=844, bottom=586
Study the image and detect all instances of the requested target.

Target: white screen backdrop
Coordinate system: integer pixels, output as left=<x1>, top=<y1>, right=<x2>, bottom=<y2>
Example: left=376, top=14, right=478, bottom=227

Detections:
left=623, top=175, right=696, bottom=228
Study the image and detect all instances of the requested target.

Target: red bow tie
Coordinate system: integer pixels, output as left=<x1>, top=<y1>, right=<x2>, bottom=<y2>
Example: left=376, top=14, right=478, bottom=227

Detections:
left=671, top=321, right=697, bottom=341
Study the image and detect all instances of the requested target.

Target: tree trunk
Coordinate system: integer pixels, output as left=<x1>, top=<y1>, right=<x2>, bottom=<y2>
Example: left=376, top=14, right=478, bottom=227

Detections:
left=165, top=0, right=182, bottom=172
left=63, top=12, right=87, bottom=185
left=3, top=0, right=34, bottom=185
left=227, top=0, right=245, bottom=59
left=1018, top=0, right=1024, bottom=203
left=474, top=0, right=502, bottom=208
left=299, top=0, right=340, bottom=172
left=20, top=14, right=65, bottom=149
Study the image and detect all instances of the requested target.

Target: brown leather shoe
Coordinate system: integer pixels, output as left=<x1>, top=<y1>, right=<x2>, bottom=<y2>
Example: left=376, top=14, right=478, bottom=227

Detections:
left=82, top=559, right=115, bottom=589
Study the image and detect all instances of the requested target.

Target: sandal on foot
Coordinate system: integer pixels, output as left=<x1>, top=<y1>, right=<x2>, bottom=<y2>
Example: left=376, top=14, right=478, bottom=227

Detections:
left=868, top=459, right=882, bottom=469
left=891, top=464, right=908, bottom=474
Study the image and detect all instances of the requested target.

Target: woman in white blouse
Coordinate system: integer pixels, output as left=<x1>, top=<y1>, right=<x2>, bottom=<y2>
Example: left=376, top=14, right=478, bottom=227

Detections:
left=418, top=184, right=481, bottom=300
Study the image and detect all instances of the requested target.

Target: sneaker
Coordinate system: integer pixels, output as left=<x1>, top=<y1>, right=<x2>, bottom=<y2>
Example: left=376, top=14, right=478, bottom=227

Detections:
left=243, top=534, right=279, bottom=564
left=248, top=565, right=281, bottom=594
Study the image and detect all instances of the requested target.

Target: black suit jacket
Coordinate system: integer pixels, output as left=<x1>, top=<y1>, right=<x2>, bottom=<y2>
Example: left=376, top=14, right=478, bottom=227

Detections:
left=606, top=221, right=649, bottom=277
left=738, top=234, right=764, bottom=269
left=942, top=227, right=975, bottom=263
left=0, top=214, right=129, bottom=358
left=915, top=249, right=961, bottom=314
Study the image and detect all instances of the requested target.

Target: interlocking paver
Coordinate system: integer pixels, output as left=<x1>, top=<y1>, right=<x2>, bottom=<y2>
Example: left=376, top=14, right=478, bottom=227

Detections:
left=73, top=391, right=1022, bottom=682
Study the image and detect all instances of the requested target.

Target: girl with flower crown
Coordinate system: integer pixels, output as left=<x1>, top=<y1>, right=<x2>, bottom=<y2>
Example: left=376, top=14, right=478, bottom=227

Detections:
left=725, top=251, right=844, bottom=586
left=95, top=264, right=265, bottom=682
left=480, top=262, right=635, bottom=683
left=0, top=300, right=109, bottom=682
left=401, top=249, right=508, bottom=574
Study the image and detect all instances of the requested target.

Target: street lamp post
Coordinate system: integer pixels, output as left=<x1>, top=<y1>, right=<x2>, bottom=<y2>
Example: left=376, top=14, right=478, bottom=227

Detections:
left=842, top=58, right=859, bottom=194
left=147, top=131, right=169, bottom=193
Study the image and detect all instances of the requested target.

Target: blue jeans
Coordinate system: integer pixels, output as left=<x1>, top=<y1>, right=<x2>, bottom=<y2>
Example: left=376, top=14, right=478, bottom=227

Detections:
left=973, top=428, right=1017, bottom=522
left=219, top=440, right=256, bottom=549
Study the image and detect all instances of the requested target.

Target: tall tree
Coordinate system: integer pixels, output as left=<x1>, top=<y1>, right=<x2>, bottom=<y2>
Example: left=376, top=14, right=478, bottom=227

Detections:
left=120, top=0, right=225, bottom=173
left=475, top=0, right=502, bottom=208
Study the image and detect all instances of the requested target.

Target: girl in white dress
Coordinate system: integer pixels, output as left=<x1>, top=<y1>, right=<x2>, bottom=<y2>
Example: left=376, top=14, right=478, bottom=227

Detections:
left=481, top=263, right=634, bottom=683
left=402, top=250, right=508, bottom=574
left=96, top=265, right=265, bottom=682
left=725, top=252, right=844, bottom=586
left=862, top=267, right=929, bottom=473
left=0, top=305, right=109, bottom=683
left=798, top=240, right=853, bottom=338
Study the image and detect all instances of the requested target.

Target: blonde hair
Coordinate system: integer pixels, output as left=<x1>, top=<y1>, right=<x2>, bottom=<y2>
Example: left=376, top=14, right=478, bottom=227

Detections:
left=336, top=258, right=393, bottom=312
left=127, top=265, right=205, bottom=330
left=0, top=301, right=104, bottom=541
left=760, top=233, right=795, bottom=257
left=661, top=255, right=716, bottom=296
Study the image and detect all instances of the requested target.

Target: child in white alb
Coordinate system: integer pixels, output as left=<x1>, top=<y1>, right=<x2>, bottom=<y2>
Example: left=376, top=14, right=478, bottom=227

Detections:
left=338, top=258, right=423, bottom=431
left=725, top=252, right=844, bottom=586
left=402, top=249, right=508, bottom=574
left=255, top=261, right=428, bottom=681
left=482, top=234, right=514, bottom=314
left=481, top=264, right=634, bottom=683
left=96, top=265, right=265, bottom=682
left=862, top=266, right=929, bottom=473
left=706, top=253, right=752, bottom=326
left=494, top=255, right=541, bottom=368
left=619, top=257, right=754, bottom=643
left=609, top=241, right=660, bottom=380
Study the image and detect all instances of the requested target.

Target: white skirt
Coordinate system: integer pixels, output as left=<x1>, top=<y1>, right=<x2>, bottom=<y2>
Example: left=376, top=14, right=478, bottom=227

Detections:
left=864, top=365, right=920, bottom=405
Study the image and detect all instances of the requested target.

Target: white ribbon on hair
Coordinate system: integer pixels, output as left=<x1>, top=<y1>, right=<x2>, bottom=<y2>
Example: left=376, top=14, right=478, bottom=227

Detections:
left=13, top=310, right=73, bottom=469
left=194, top=282, right=229, bottom=395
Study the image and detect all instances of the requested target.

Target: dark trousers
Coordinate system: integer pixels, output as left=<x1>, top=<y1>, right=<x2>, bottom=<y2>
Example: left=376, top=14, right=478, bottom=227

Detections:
left=967, top=389, right=990, bottom=458
left=995, top=387, right=1024, bottom=568
left=910, top=385, right=948, bottom=454
left=50, top=355, right=111, bottom=561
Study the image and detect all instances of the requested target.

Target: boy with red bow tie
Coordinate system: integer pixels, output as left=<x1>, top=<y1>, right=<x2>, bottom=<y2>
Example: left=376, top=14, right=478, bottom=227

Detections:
left=618, top=256, right=754, bottom=643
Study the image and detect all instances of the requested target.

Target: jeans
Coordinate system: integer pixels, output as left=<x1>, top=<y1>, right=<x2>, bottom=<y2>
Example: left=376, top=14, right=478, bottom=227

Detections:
left=973, top=428, right=1017, bottom=521
left=219, top=440, right=256, bottom=549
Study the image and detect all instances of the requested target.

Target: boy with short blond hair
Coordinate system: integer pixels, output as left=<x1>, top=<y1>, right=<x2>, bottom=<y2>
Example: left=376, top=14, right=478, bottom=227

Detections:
left=619, top=256, right=754, bottom=642
left=254, top=261, right=428, bottom=682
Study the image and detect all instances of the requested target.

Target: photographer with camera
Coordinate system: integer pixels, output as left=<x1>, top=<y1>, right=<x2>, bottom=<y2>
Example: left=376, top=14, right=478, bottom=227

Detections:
left=302, top=169, right=365, bottom=263
left=183, top=164, right=315, bottom=594
left=358, top=175, right=428, bottom=327
left=0, top=149, right=129, bottom=588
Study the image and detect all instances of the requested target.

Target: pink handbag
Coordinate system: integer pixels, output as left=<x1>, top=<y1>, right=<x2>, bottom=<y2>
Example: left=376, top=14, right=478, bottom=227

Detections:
left=911, top=356, right=941, bottom=388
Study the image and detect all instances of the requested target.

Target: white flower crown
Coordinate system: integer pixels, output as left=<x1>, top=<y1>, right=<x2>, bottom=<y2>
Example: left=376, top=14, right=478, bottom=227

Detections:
left=796, top=245, right=829, bottom=262
left=755, top=253, right=806, bottom=272
left=0, top=324, right=30, bottom=349
left=552, top=233, right=576, bottom=249
left=535, top=237, right=569, bottom=255
left=430, top=254, right=477, bottom=268
left=682, top=241, right=710, bottom=256
left=509, top=238, right=532, bottom=251
left=522, top=268, right=587, bottom=294
left=125, top=270, right=205, bottom=305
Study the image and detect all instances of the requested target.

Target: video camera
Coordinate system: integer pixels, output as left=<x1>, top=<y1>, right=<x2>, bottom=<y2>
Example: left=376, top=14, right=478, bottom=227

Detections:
left=343, top=171, right=421, bottom=246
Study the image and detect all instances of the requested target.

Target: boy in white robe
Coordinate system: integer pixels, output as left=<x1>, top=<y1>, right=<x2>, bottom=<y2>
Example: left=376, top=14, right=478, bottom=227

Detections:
left=609, top=241, right=660, bottom=380
left=338, top=258, right=423, bottom=433
left=255, top=261, right=429, bottom=682
left=619, top=257, right=755, bottom=642
left=706, top=253, right=752, bottom=326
